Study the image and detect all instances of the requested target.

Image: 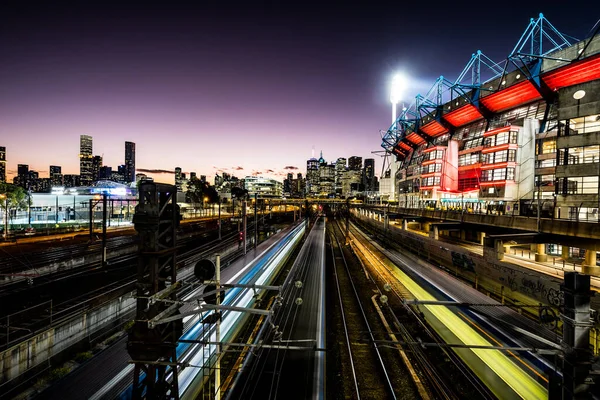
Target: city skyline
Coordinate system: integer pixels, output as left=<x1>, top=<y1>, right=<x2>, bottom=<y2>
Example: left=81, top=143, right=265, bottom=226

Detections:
left=0, top=134, right=371, bottom=185
left=1, top=2, right=597, bottom=185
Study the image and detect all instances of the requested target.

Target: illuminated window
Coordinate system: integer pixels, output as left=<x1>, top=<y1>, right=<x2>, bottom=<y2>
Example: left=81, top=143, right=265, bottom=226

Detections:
left=458, top=153, right=481, bottom=166
left=484, top=131, right=518, bottom=147
left=541, top=140, right=556, bottom=154
left=565, top=114, right=600, bottom=135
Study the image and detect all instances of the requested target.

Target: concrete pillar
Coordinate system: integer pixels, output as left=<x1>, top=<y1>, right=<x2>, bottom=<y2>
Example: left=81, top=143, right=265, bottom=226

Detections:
left=478, top=232, right=486, bottom=246
left=429, top=225, right=439, bottom=240
left=460, top=230, right=466, bottom=241
left=495, top=239, right=505, bottom=261
left=562, top=246, right=570, bottom=260
left=530, top=244, right=537, bottom=252
left=535, top=243, right=548, bottom=262
left=402, top=219, right=408, bottom=230
left=582, top=250, right=600, bottom=276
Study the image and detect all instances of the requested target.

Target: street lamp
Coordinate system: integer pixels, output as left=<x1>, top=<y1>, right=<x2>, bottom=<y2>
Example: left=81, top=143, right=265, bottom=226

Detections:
left=204, top=196, right=208, bottom=217
left=390, top=73, right=406, bottom=123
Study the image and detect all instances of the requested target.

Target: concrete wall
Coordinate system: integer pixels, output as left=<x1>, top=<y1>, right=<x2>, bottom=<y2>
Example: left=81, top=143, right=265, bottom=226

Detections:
left=0, top=294, right=135, bottom=385
left=517, top=119, right=538, bottom=199
left=558, top=80, right=600, bottom=121
left=353, top=212, right=564, bottom=309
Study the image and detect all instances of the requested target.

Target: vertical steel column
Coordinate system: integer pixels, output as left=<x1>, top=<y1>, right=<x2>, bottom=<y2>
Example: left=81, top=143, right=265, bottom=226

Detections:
left=128, top=181, right=182, bottom=400
left=102, top=194, right=107, bottom=267
left=561, top=271, right=593, bottom=399
left=89, top=199, right=93, bottom=240
left=243, top=200, right=247, bottom=255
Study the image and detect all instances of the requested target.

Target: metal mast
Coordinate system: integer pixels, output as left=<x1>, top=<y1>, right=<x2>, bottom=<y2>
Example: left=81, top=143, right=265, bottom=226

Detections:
left=128, top=180, right=183, bottom=400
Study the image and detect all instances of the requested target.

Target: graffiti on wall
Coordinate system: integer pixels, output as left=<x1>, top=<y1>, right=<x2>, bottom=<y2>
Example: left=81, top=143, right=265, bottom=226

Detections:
left=450, top=252, right=476, bottom=273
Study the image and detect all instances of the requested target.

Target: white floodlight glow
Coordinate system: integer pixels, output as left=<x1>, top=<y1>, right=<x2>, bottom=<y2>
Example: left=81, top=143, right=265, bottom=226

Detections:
left=390, top=73, right=406, bottom=104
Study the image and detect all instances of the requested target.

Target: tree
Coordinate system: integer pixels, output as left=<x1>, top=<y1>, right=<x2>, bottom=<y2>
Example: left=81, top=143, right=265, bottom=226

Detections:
left=185, top=179, right=219, bottom=204
left=0, top=183, right=27, bottom=212
left=231, top=186, right=248, bottom=200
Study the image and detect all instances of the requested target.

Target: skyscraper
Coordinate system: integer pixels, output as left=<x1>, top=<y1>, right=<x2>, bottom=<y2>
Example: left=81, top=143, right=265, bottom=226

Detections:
left=175, top=167, right=183, bottom=192
left=306, top=157, right=319, bottom=196
left=92, top=155, right=103, bottom=182
left=125, top=141, right=136, bottom=183
left=0, top=146, right=5, bottom=183
left=15, top=164, right=29, bottom=189
left=50, top=165, right=62, bottom=187
left=79, top=135, right=93, bottom=185
left=348, top=156, right=362, bottom=171
left=364, top=158, right=375, bottom=191
left=335, top=158, right=346, bottom=196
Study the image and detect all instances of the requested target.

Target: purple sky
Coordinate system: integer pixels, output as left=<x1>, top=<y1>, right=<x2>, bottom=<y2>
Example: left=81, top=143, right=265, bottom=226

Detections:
left=1, top=2, right=597, bottom=184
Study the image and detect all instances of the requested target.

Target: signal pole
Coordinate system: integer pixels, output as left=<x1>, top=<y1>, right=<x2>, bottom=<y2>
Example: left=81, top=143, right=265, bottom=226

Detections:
left=243, top=199, right=247, bottom=255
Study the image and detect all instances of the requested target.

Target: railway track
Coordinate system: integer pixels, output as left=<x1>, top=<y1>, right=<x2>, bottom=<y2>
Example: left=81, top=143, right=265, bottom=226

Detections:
left=0, top=222, right=242, bottom=348
left=328, top=218, right=416, bottom=399
left=345, top=220, right=496, bottom=399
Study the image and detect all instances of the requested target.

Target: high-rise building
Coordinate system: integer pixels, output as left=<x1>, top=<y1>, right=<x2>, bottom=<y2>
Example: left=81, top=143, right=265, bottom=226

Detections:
left=111, top=164, right=126, bottom=183
left=283, top=173, right=293, bottom=195
left=335, top=158, right=347, bottom=196
left=190, top=172, right=197, bottom=181
left=0, top=146, right=5, bottom=183
left=364, top=158, right=375, bottom=191
left=319, top=163, right=335, bottom=197
left=175, top=167, right=183, bottom=192
left=79, top=135, right=93, bottom=186
left=306, top=158, right=319, bottom=196
left=63, top=174, right=80, bottom=188
left=291, top=173, right=306, bottom=198
left=99, top=166, right=113, bottom=180
left=92, top=155, right=103, bottom=182
left=125, top=141, right=136, bottom=183
left=14, top=164, right=29, bottom=188
left=50, top=165, right=62, bottom=187
left=348, top=156, right=362, bottom=171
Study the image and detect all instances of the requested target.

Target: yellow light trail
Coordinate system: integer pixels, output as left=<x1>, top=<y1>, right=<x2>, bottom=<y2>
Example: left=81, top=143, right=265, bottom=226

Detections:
left=392, top=261, right=547, bottom=399
left=352, top=234, right=547, bottom=400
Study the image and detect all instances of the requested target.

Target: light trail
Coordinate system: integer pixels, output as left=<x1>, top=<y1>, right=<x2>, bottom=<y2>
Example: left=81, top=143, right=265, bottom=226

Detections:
left=109, top=223, right=305, bottom=399
left=352, top=231, right=547, bottom=400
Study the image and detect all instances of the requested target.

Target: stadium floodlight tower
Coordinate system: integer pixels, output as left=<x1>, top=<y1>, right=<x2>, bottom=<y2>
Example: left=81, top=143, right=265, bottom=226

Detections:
left=390, top=73, right=406, bottom=124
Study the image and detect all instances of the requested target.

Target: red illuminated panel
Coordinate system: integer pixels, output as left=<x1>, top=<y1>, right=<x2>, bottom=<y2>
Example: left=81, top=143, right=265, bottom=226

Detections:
left=420, top=185, right=440, bottom=190
left=392, top=146, right=407, bottom=160
left=459, top=169, right=480, bottom=179
left=458, top=163, right=482, bottom=171
left=480, top=162, right=516, bottom=170
left=481, top=143, right=517, bottom=153
left=458, top=146, right=483, bottom=155
left=479, top=181, right=507, bottom=186
left=542, top=54, right=600, bottom=90
left=420, top=121, right=448, bottom=137
left=483, top=125, right=512, bottom=137
left=406, top=132, right=426, bottom=145
left=422, top=159, right=441, bottom=166
left=443, top=104, right=483, bottom=127
left=399, top=141, right=412, bottom=151
left=480, top=81, right=541, bottom=112
left=423, top=145, right=445, bottom=154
